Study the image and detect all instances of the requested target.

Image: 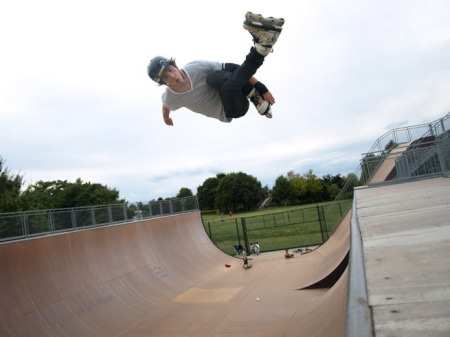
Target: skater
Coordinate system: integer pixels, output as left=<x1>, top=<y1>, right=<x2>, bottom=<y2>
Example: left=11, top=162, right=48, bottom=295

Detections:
left=147, top=12, right=284, bottom=125
left=242, top=249, right=252, bottom=269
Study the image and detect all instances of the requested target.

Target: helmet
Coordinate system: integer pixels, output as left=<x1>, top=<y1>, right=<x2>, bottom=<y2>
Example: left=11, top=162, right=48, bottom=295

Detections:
left=147, top=56, right=175, bottom=84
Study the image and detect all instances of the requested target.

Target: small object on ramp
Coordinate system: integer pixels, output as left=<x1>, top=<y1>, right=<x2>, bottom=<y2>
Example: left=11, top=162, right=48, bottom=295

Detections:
left=225, top=263, right=231, bottom=268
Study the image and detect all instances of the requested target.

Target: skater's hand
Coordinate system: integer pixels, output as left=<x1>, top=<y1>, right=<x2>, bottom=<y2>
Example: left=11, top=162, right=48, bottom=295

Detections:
left=164, top=116, right=174, bottom=126
left=262, top=91, right=275, bottom=104
left=162, top=105, right=174, bottom=126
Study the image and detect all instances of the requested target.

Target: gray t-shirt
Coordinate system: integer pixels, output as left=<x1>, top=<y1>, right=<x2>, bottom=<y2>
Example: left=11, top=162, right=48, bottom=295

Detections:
left=162, top=60, right=231, bottom=123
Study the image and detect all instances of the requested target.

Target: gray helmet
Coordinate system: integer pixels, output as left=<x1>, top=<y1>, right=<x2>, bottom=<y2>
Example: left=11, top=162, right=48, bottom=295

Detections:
left=147, top=56, right=175, bottom=84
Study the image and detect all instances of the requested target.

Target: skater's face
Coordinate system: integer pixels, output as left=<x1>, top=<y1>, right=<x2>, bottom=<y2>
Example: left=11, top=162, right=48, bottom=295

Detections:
left=161, top=65, right=183, bottom=87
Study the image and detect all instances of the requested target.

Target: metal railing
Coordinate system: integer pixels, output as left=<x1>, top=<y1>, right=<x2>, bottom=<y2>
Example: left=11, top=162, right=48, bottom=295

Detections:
left=360, top=129, right=450, bottom=184
left=335, top=113, right=450, bottom=198
left=0, top=196, right=199, bottom=242
left=366, top=113, right=450, bottom=153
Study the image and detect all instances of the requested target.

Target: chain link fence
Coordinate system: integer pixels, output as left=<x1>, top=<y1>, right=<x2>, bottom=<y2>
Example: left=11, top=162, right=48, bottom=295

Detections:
left=203, top=200, right=352, bottom=255
left=0, top=196, right=199, bottom=242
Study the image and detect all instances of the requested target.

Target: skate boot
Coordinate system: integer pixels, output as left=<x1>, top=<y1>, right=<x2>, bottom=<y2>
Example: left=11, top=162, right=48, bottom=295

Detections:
left=244, top=11, right=285, bottom=56
left=248, top=88, right=272, bottom=119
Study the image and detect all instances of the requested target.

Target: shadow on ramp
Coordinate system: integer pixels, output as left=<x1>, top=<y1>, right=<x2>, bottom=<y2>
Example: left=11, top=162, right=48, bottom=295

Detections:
left=299, top=251, right=349, bottom=290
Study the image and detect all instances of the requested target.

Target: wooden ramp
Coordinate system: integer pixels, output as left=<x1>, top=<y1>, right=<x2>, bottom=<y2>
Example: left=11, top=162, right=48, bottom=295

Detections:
left=369, top=143, right=411, bottom=184
left=0, top=211, right=350, bottom=337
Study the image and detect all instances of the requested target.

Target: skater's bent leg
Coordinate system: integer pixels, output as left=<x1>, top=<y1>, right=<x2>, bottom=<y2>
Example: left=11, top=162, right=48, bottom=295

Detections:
left=221, top=85, right=249, bottom=119
left=206, top=70, right=231, bottom=90
left=229, top=47, right=265, bottom=87
left=207, top=70, right=253, bottom=96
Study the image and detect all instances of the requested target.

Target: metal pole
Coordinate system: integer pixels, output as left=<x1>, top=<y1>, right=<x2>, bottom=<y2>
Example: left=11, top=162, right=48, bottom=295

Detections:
left=48, top=211, right=55, bottom=232
left=235, top=218, right=241, bottom=246
left=22, top=214, right=28, bottom=236
left=169, top=199, right=174, bottom=214
left=123, top=204, right=128, bottom=221
left=338, top=203, right=343, bottom=218
left=207, top=222, right=212, bottom=239
left=71, top=209, right=77, bottom=228
left=159, top=201, right=163, bottom=215
left=108, top=206, right=113, bottom=223
left=441, top=118, right=446, bottom=133
left=195, top=196, right=199, bottom=210
left=91, top=208, right=96, bottom=226
left=321, top=206, right=329, bottom=240
left=317, top=206, right=326, bottom=243
left=241, top=218, right=250, bottom=254
left=148, top=202, right=153, bottom=217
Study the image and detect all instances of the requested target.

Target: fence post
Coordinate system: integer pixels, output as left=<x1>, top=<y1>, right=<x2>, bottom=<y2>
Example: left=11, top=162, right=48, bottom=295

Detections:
left=108, top=206, right=113, bottom=223
left=207, top=222, right=212, bottom=239
left=22, top=214, right=28, bottom=237
left=441, top=118, right=446, bottom=133
left=321, top=206, right=329, bottom=240
left=317, top=206, right=326, bottom=243
left=71, top=209, right=77, bottom=228
left=159, top=201, right=164, bottom=215
left=91, top=208, right=96, bottom=226
left=169, top=199, right=174, bottom=214
left=48, top=211, right=55, bottom=232
left=235, top=218, right=241, bottom=246
left=148, top=203, right=153, bottom=217
left=338, top=203, right=343, bottom=218
left=193, top=196, right=199, bottom=210
left=241, top=218, right=250, bottom=254
left=436, top=141, right=447, bottom=174
left=123, top=204, right=128, bottom=221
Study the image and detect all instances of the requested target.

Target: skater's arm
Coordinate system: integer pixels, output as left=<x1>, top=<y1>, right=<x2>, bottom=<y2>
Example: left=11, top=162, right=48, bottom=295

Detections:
left=254, top=81, right=275, bottom=104
left=162, top=105, right=173, bottom=126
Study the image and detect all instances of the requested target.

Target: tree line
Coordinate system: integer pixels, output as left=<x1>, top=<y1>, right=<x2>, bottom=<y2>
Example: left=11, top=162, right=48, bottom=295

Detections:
left=196, top=170, right=358, bottom=213
left=1, top=156, right=359, bottom=214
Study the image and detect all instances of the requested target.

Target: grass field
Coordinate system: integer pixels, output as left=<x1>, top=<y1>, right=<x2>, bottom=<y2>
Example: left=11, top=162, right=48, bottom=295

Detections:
left=201, top=199, right=352, bottom=255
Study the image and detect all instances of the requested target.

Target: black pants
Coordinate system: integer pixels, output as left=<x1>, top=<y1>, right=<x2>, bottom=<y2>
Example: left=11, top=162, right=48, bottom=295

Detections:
left=206, top=47, right=264, bottom=119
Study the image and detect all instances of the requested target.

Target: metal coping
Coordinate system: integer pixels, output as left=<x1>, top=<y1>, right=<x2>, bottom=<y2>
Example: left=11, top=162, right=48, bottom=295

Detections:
left=346, top=197, right=374, bottom=337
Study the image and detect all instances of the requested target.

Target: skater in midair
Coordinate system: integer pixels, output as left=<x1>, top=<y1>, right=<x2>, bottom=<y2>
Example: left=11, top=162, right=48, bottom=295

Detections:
left=147, top=12, right=284, bottom=125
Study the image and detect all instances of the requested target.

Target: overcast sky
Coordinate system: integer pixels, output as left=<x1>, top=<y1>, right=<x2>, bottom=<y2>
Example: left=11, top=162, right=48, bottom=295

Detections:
left=1, top=0, right=449, bottom=202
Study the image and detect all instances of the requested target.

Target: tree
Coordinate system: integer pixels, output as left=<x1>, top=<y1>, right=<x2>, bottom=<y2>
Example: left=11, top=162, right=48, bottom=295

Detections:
left=19, top=178, right=120, bottom=210
left=176, top=187, right=193, bottom=198
left=215, top=172, right=264, bottom=213
left=197, top=174, right=225, bottom=210
left=272, top=175, right=296, bottom=206
left=0, top=157, right=23, bottom=212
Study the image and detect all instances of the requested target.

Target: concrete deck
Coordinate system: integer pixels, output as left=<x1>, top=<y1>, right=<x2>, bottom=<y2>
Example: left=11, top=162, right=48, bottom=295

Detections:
left=355, top=177, right=450, bottom=337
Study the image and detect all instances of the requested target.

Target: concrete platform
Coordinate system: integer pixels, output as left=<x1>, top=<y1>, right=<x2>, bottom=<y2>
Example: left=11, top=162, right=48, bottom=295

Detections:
left=355, top=177, right=450, bottom=337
